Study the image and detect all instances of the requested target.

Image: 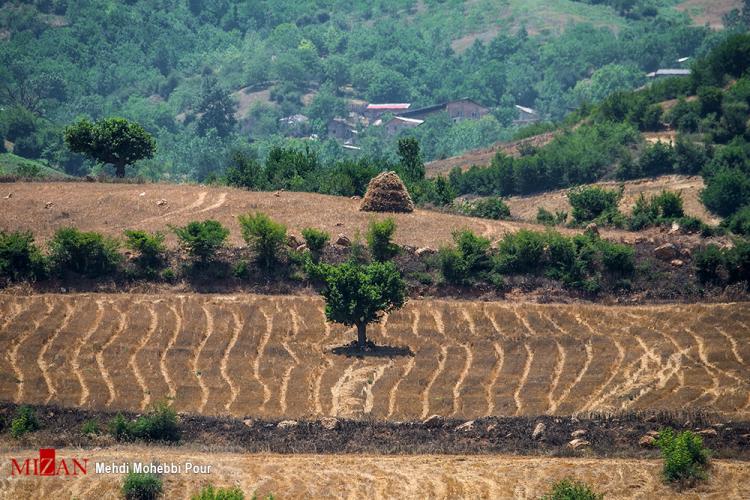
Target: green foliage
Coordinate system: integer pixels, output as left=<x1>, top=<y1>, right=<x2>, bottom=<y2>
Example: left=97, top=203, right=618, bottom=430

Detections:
left=64, top=117, right=156, bottom=177
left=124, top=230, right=166, bottom=269
left=10, top=405, right=40, bottom=438
left=493, top=230, right=634, bottom=290
left=173, top=220, right=229, bottom=263
left=81, top=419, right=100, bottom=436
left=537, top=207, right=568, bottom=226
left=49, top=228, right=121, bottom=278
left=568, top=186, right=622, bottom=223
left=629, top=191, right=685, bottom=230
left=238, top=213, right=287, bottom=269
left=0, top=230, right=46, bottom=281
left=367, top=218, right=399, bottom=262
left=314, top=261, right=406, bottom=347
left=192, top=485, right=245, bottom=500
left=109, top=403, right=180, bottom=443
left=225, top=150, right=264, bottom=189
left=439, top=230, right=492, bottom=285
left=694, top=240, right=750, bottom=285
left=459, top=197, right=511, bottom=220
left=396, top=137, right=425, bottom=183
left=725, top=206, right=750, bottom=236
left=656, top=428, right=710, bottom=486
left=701, top=168, right=750, bottom=218
left=541, top=478, right=603, bottom=500
left=301, top=227, right=330, bottom=262
left=122, top=472, right=163, bottom=500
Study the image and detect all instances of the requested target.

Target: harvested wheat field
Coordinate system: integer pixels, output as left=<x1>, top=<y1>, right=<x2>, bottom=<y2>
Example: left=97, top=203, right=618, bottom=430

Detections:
left=1, top=294, right=747, bottom=420
left=504, top=175, right=719, bottom=224
left=1, top=448, right=749, bottom=499
left=0, top=182, right=575, bottom=248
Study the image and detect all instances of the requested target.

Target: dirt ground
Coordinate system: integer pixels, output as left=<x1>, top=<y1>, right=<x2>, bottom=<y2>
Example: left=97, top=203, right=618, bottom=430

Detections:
left=1, top=294, right=747, bottom=421
left=0, top=447, right=748, bottom=499
left=675, top=0, right=741, bottom=28
left=504, top=174, right=718, bottom=225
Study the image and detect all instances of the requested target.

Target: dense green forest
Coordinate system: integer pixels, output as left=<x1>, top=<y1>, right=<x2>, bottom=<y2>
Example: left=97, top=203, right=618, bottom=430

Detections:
left=0, top=0, right=739, bottom=181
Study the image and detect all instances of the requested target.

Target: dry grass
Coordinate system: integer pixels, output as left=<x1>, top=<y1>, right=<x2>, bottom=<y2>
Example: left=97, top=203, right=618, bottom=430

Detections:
left=2, top=447, right=749, bottom=499
left=0, top=181, right=590, bottom=248
left=1, top=294, right=747, bottom=420
left=504, top=174, right=718, bottom=225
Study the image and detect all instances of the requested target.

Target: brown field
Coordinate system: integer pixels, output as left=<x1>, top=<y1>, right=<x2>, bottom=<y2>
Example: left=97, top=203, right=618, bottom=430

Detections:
left=1, top=448, right=748, bottom=499
left=504, top=174, right=719, bottom=225
left=1, top=294, right=747, bottom=420
left=0, top=181, right=598, bottom=249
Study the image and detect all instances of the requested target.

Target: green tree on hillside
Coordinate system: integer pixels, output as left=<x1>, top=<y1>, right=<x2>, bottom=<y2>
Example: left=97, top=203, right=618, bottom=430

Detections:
left=314, top=261, right=406, bottom=350
left=197, top=76, right=237, bottom=137
left=397, top=137, right=425, bottom=182
left=64, top=117, right=156, bottom=177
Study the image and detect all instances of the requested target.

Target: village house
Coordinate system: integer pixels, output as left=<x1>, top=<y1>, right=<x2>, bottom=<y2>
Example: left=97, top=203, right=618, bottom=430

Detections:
left=365, top=103, right=411, bottom=120
left=512, top=105, right=540, bottom=126
left=278, top=114, right=309, bottom=137
left=398, top=98, right=489, bottom=123
left=327, top=117, right=356, bottom=141
left=646, top=69, right=691, bottom=79
left=384, top=116, right=424, bottom=136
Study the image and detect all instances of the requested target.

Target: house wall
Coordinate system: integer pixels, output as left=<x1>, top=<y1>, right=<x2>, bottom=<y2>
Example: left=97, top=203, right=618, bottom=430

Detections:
left=446, top=101, right=489, bottom=122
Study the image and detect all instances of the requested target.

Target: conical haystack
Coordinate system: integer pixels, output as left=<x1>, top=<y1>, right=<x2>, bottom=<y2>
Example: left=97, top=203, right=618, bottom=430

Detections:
left=360, top=171, right=414, bottom=213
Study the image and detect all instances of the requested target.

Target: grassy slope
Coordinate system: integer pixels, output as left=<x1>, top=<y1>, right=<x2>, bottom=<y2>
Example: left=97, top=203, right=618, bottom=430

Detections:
left=0, top=153, right=71, bottom=179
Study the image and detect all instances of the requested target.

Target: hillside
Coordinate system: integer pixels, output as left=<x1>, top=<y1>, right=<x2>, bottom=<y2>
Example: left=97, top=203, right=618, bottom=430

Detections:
left=0, top=181, right=636, bottom=249
left=503, top=174, right=719, bottom=224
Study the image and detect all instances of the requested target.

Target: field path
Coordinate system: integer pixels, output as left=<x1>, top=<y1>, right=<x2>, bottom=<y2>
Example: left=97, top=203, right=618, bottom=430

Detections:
left=0, top=294, right=748, bottom=420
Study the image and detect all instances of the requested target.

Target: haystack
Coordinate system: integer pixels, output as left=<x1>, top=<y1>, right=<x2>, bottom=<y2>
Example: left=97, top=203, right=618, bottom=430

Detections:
left=360, top=171, right=414, bottom=213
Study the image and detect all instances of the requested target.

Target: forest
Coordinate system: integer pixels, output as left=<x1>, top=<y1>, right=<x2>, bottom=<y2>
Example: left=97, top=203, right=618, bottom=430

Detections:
left=0, top=0, right=741, bottom=181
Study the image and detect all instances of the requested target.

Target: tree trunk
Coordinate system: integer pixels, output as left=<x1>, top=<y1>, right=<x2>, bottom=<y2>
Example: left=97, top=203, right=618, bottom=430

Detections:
left=356, top=322, right=367, bottom=350
left=115, top=162, right=126, bottom=178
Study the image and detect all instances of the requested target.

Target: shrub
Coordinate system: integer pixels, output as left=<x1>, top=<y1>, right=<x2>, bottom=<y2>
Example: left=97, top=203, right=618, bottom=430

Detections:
left=81, top=419, right=100, bottom=435
left=701, top=167, right=750, bottom=217
left=462, top=197, right=511, bottom=220
left=656, top=428, right=710, bottom=486
left=439, top=230, right=492, bottom=285
left=541, top=478, right=603, bottom=500
left=130, top=402, right=180, bottom=442
left=536, top=207, right=567, bottom=225
left=173, top=220, right=229, bottom=263
left=568, top=186, right=622, bottom=223
left=191, top=485, right=245, bottom=500
left=301, top=227, right=329, bottom=262
left=726, top=205, right=750, bottom=235
left=109, top=403, right=180, bottom=442
left=638, top=141, right=676, bottom=177
left=0, top=230, right=46, bottom=281
left=695, top=245, right=726, bottom=284
left=652, top=190, right=685, bottom=219
left=124, top=230, right=166, bottom=269
left=10, top=405, right=40, bottom=438
left=122, top=472, right=163, bottom=500
left=495, top=230, right=547, bottom=274
left=238, top=212, right=287, bottom=269
left=367, top=218, right=399, bottom=262
left=109, top=413, right=133, bottom=441
left=599, top=239, right=635, bottom=275
left=49, top=227, right=121, bottom=277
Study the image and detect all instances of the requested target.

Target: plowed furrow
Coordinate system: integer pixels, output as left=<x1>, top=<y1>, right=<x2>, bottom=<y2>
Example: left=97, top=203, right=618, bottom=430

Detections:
left=166, top=296, right=205, bottom=413
left=135, top=301, right=171, bottom=407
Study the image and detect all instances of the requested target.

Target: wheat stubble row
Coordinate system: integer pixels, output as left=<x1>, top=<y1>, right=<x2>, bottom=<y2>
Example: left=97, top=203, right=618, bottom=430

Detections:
left=0, top=294, right=747, bottom=419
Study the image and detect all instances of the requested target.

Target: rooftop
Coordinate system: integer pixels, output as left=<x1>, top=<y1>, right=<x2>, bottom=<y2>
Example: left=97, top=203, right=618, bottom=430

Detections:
left=367, top=103, right=411, bottom=110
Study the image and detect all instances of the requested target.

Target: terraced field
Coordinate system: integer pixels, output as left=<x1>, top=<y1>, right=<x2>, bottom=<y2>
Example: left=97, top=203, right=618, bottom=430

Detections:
left=1, top=294, right=748, bottom=420
left=2, top=448, right=749, bottom=499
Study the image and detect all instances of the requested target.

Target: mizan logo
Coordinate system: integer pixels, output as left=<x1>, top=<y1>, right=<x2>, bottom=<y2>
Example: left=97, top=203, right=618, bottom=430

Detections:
left=11, top=448, right=88, bottom=476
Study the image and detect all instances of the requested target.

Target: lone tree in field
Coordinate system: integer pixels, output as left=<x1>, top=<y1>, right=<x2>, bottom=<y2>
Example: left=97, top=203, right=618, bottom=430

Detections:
left=316, top=261, right=406, bottom=350
left=64, top=117, right=156, bottom=177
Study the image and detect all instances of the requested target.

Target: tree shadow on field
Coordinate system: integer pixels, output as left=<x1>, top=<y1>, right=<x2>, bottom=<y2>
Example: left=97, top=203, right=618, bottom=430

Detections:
left=331, top=341, right=414, bottom=358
